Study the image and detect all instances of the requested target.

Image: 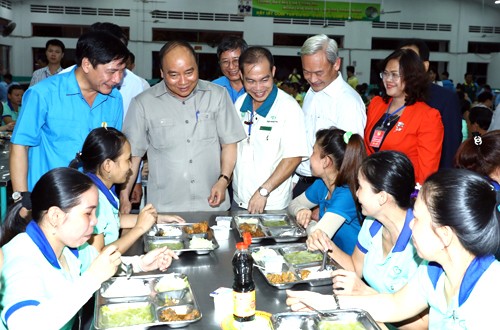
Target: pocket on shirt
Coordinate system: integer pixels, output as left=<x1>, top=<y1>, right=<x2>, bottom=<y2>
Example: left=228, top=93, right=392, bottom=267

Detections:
left=149, top=118, right=177, bottom=149
left=195, top=112, right=217, bottom=142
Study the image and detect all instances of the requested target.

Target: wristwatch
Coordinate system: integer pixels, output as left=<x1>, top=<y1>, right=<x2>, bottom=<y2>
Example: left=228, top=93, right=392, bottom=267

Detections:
left=12, top=191, right=23, bottom=202
left=258, top=186, right=270, bottom=197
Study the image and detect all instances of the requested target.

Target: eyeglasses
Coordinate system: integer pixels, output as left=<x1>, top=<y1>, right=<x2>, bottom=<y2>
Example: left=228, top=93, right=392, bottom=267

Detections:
left=380, top=71, right=402, bottom=81
left=219, top=58, right=239, bottom=68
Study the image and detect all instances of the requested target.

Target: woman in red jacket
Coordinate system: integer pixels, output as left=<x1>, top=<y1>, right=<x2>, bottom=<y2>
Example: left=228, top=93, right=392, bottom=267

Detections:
left=364, top=49, right=443, bottom=184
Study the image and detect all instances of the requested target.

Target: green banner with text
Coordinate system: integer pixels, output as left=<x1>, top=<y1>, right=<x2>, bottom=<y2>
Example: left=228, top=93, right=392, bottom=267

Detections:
left=251, top=1, right=380, bottom=21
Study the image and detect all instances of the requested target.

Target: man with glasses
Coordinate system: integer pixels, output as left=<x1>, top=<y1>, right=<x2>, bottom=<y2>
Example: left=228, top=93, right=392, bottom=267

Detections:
left=213, top=36, right=248, bottom=103
left=293, top=34, right=366, bottom=197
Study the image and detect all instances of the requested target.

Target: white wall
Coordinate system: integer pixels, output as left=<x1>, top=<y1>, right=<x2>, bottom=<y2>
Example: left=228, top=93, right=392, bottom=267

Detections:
left=0, top=0, right=499, bottom=86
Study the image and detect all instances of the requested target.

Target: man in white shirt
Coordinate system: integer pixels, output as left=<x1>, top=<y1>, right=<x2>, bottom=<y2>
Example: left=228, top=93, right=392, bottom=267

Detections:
left=293, top=34, right=366, bottom=197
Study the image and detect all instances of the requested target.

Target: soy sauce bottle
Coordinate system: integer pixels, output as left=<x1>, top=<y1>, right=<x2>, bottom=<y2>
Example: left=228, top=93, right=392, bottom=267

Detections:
left=232, top=232, right=255, bottom=322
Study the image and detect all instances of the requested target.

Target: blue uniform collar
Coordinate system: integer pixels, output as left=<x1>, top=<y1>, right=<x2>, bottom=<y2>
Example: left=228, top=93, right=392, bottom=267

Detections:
left=64, top=66, right=118, bottom=107
left=240, top=85, right=278, bottom=118
left=427, top=255, right=496, bottom=306
left=26, top=221, right=79, bottom=269
left=86, top=172, right=119, bottom=210
left=368, top=208, right=414, bottom=253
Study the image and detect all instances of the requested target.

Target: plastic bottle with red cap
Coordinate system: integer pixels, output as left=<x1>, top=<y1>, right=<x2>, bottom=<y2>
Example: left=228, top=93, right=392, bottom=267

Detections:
left=232, top=232, right=255, bottom=322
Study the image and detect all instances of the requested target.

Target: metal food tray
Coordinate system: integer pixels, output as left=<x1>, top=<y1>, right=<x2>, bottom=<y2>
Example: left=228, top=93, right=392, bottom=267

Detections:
left=233, top=214, right=306, bottom=243
left=250, top=243, right=343, bottom=289
left=271, top=309, right=381, bottom=329
left=144, top=223, right=219, bottom=254
left=94, top=273, right=202, bottom=329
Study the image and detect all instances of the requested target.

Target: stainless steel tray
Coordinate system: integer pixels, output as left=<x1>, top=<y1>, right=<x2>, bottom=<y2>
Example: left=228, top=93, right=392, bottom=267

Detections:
left=144, top=223, right=219, bottom=255
left=271, top=309, right=381, bottom=329
left=94, top=273, right=202, bottom=329
left=250, top=243, right=343, bottom=289
left=233, top=214, right=306, bottom=243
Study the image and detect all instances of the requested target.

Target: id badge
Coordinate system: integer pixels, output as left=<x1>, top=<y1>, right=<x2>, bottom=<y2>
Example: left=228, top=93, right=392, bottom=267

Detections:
left=369, top=127, right=386, bottom=148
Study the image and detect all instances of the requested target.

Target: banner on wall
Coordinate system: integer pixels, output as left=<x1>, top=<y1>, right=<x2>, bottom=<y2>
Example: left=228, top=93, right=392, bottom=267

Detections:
left=244, top=0, right=381, bottom=21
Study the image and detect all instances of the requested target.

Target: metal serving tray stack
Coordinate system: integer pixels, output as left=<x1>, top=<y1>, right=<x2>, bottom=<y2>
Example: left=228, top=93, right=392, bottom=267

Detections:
left=94, top=273, right=202, bottom=329
left=271, top=309, right=381, bottom=330
left=233, top=214, right=307, bottom=243
left=250, top=243, right=343, bottom=289
left=144, top=223, right=219, bottom=254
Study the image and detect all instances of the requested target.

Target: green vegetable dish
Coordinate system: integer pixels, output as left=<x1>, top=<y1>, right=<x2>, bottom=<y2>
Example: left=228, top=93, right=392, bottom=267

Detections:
left=262, top=220, right=288, bottom=227
left=318, top=321, right=365, bottom=330
left=100, top=304, right=154, bottom=327
left=283, top=251, right=323, bottom=264
left=149, top=241, right=184, bottom=250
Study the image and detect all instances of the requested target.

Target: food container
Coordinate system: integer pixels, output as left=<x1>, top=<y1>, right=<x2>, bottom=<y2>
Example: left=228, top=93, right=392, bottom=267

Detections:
left=233, top=214, right=306, bottom=243
left=94, top=273, right=202, bottom=329
left=271, top=309, right=381, bottom=330
left=250, top=243, right=343, bottom=289
left=144, top=223, right=219, bottom=255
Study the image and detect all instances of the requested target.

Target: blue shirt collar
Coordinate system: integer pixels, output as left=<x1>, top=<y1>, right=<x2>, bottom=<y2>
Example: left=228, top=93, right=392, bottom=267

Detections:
left=368, top=208, right=414, bottom=253
left=427, top=255, right=496, bottom=306
left=86, top=172, right=119, bottom=210
left=240, top=85, right=278, bottom=118
left=25, top=221, right=79, bottom=270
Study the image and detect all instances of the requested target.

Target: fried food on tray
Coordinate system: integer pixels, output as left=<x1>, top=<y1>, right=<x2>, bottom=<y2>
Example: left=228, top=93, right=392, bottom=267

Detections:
left=184, top=221, right=209, bottom=234
left=239, top=223, right=265, bottom=237
left=299, top=269, right=311, bottom=280
left=266, top=271, right=296, bottom=284
left=159, top=308, right=200, bottom=322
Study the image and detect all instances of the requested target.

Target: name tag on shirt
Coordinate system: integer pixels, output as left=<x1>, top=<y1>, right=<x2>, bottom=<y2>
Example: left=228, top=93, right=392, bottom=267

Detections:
left=369, top=128, right=386, bottom=148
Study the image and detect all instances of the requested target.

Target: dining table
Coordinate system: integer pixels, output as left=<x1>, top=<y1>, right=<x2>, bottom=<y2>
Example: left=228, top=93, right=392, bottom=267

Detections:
left=87, top=211, right=334, bottom=329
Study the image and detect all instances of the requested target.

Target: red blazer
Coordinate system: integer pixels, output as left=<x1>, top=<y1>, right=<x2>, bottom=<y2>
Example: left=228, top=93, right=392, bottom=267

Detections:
left=364, top=96, right=444, bottom=184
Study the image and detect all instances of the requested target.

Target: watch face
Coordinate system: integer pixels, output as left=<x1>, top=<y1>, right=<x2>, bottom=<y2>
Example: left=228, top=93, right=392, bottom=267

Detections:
left=259, top=188, right=269, bottom=197
left=12, top=192, right=21, bottom=200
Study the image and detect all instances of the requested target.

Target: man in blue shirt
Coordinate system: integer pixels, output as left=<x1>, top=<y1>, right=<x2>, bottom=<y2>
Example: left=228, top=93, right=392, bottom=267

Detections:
left=212, top=36, right=248, bottom=103
left=10, top=31, right=129, bottom=198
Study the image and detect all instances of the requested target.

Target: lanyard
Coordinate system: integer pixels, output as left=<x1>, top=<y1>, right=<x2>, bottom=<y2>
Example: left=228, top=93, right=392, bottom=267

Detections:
left=382, top=101, right=406, bottom=127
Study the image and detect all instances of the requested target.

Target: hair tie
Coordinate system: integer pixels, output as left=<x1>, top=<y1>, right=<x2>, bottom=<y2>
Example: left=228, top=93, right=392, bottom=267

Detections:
left=75, top=152, right=83, bottom=162
left=101, top=121, right=108, bottom=130
left=20, top=191, right=32, bottom=210
left=472, top=132, right=482, bottom=146
left=343, top=131, right=353, bottom=144
left=410, top=182, right=422, bottom=199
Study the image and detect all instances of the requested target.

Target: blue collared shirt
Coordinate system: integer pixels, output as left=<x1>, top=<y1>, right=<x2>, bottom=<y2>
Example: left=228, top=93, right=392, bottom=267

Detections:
left=212, top=76, right=245, bottom=104
left=12, top=67, right=123, bottom=190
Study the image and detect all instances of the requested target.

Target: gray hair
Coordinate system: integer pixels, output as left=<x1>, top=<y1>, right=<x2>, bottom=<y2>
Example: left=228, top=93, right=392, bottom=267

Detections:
left=300, top=34, right=339, bottom=64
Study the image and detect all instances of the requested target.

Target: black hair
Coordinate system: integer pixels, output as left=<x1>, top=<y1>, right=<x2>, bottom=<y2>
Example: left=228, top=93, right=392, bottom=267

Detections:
left=7, top=84, right=23, bottom=95
left=359, top=151, right=415, bottom=209
left=158, top=40, right=197, bottom=70
left=75, top=31, right=129, bottom=68
left=315, top=127, right=367, bottom=216
left=128, top=52, right=135, bottom=64
left=455, top=130, right=500, bottom=177
left=45, top=39, right=65, bottom=53
left=398, top=38, right=430, bottom=61
left=90, top=22, right=128, bottom=46
left=421, top=169, right=500, bottom=256
left=477, top=91, right=494, bottom=103
left=239, top=46, right=274, bottom=73
left=0, top=168, right=95, bottom=246
left=216, top=36, right=248, bottom=58
left=468, top=106, right=493, bottom=131
left=346, top=66, right=355, bottom=74
left=69, top=127, right=128, bottom=174
left=379, top=48, right=428, bottom=105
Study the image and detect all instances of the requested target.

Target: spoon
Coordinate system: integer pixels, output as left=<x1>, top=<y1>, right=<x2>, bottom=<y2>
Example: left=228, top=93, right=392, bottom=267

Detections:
left=121, top=262, right=133, bottom=279
left=318, top=249, right=329, bottom=271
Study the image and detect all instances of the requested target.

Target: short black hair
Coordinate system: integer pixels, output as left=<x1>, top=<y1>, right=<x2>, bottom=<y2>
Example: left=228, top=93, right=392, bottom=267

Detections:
left=346, top=65, right=355, bottom=73
left=468, top=106, right=493, bottom=130
left=45, top=39, right=65, bottom=53
left=90, top=22, right=128, bottom=46
left=7, top=84, right=23, bottom=94
left=239, top=46, right=274, bottom=73
left=398, top=38, right=430, bottom=61
left=75, top=31, right=129, bottom=67
left=158, top=40, right=197, bottom=69
left=217, top=36, right=248, bottom=58
left=477, top=91, right=493, bottom=103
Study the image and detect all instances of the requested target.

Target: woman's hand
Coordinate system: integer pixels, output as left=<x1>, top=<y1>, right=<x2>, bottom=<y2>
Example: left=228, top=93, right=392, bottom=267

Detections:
left=157, top=214, right=185, bottom=224
left=135, top=203, right=157, bottom=234
left=286, top=290, right=336, bottom=312
left=140, top=247, right=179, bottom=272
left=306, top=229, right=334, bottom=252
left=296, top=209, right=312, bottom=228
left=332, top=269, right=375, bottom=295
left=87, top=245, right=122, bottom=283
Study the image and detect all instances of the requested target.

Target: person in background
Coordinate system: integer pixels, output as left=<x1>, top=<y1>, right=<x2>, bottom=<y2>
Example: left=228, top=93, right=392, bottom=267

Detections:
left=365, top=48, right=443, bottom=185
left=0, top=167, right=177, bottom=329
left=232, top=46, right=308, bottom=213
left=287, top=169, right=500, bottom=329
left=346, top=65, right=359, bottom=90
left=69, top=127, right=184, bottom=256
left=462, top=72, right=479, bottom=103
left=212, top=36, right=248, bottom=103
left=288, top=128, right=365, bottom=255
left=427, top=66, right=442, bottom=86
left=474, top=91, right=494, bottom=109
left=125, top=51, right=150, bottom=89
left=466, top=106, right=493, bottom=137
left=0, top=74, right=17, bottom=103
left=399, top=39, right=462, bottom=169
left=294, top=34, right=366, bottom=197
left=122, top=40, right=246, bottom=212
left=10, top=31, right=128, bottom=201
left=1, top=85, right=23, bottom=126
left=29, top=39, right=65, bottom=87
left=288, top=67, right=302, bottom=84
left=488, top=103, right=500, bottom=131
left=440, top=71, right=454, bottom=91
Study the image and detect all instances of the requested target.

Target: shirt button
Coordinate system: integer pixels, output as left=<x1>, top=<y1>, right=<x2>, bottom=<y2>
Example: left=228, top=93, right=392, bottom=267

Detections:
left=191, top=180, right=195, bottom=183
left=189, top=160, right=193, bottom=163
left=182, top=101, right=185, bottom=105
left=185, top=120, right=189, bottom=124
left=187, top=139, right=190, bottom=143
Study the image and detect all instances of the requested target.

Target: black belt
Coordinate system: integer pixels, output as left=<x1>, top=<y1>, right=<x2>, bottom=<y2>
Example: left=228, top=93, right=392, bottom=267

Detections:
left=296, top=173, right=317, bottom=184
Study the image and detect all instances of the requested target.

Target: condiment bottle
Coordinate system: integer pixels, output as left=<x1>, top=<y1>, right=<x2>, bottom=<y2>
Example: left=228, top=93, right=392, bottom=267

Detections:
left=232, top=232, right=255, bottom=322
